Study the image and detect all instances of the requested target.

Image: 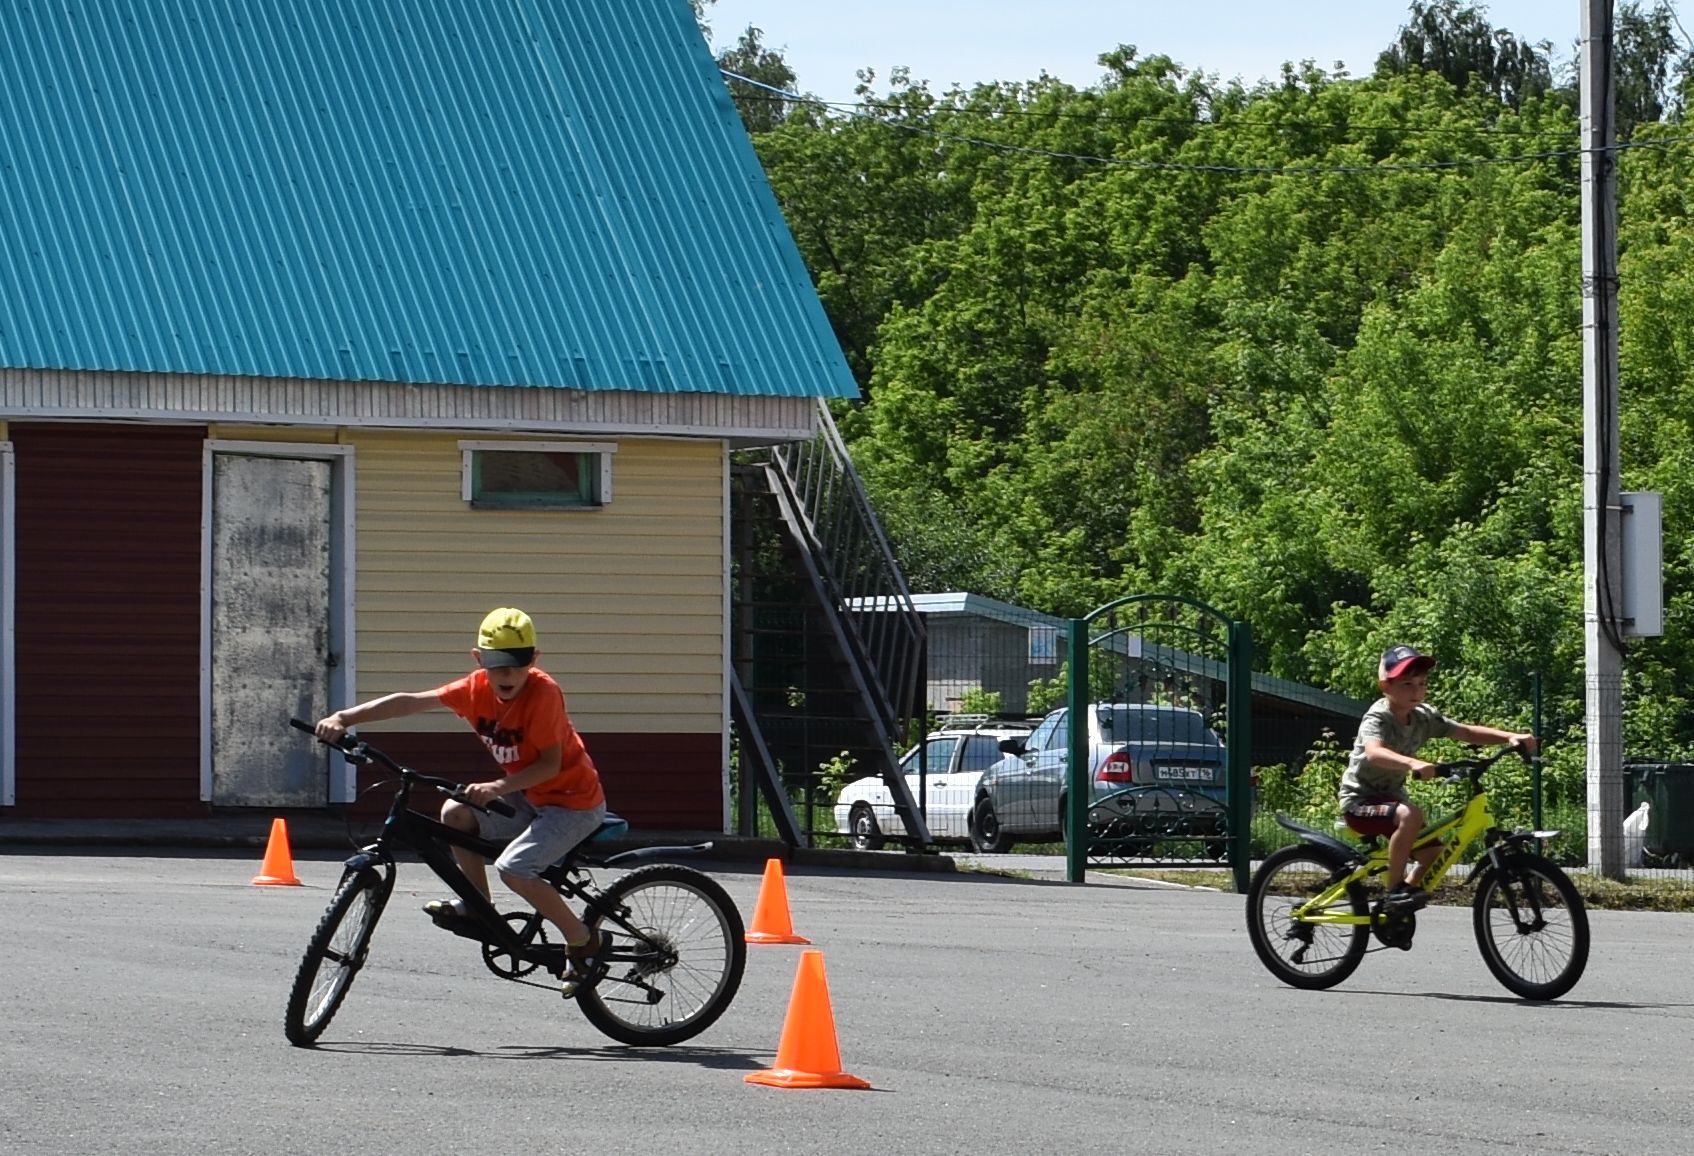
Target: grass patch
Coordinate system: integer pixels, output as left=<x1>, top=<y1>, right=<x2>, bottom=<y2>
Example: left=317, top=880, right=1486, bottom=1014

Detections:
left=1567, top=874, right=1694, bottom=912
left=1102, top=867, right=1694, bottom=911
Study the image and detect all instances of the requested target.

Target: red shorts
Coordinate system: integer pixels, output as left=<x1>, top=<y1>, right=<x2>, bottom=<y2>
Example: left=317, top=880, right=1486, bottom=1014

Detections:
left=1342, top=798, right=1404, bottom=838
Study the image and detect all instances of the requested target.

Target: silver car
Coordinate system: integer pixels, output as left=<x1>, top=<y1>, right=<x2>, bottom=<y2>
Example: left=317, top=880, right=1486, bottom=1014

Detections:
left=970, top=703, right=1227, bottom=853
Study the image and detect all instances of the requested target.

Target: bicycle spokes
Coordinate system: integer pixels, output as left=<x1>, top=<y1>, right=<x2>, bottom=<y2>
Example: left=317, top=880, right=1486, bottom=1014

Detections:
left=1473, top=856, right=1590, bottom=1000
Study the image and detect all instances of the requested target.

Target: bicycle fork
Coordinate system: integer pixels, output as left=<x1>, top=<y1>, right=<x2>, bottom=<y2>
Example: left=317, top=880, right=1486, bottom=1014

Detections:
left=1480, top=847, right=1548, bottom=935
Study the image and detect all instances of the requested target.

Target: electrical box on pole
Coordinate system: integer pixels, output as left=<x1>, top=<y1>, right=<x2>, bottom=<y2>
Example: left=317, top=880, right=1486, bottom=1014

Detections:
left=1621, top=491, right=1663, bottom=637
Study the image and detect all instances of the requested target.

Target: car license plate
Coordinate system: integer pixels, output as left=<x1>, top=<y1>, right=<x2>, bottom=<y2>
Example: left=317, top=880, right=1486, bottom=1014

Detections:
left=1154, top=764, right=1217, bottom=783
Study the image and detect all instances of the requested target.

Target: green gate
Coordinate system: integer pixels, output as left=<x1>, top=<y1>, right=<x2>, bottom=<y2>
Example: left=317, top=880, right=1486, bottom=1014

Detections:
left=1062, top=595, right=1252, bottom=889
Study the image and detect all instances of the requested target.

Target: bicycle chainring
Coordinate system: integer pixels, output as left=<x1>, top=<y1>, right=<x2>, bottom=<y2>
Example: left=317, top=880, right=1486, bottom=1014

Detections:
left=1371, top=908, right=1417, bottom=951
left=482, top=912, right=548, bottom=979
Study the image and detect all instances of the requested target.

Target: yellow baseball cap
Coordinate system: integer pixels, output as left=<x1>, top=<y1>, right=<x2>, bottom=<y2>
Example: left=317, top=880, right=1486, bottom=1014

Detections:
left=476, top=607, right=537, bottom=668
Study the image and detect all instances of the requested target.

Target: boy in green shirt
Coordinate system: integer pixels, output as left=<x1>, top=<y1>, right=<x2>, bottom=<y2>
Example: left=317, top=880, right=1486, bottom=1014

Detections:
left=1338, top=646, right=1536, bottom=910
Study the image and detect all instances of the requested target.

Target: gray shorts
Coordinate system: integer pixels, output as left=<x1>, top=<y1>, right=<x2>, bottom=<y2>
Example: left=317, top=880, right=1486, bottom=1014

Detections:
left=473, top=795, right=607, bottom=878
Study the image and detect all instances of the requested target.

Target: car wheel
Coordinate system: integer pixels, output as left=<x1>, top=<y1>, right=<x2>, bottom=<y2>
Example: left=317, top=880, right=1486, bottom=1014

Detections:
left=1205, top=839, right=1228, bottom=861
left=970, top=797, right=1015, bottom=854
left=849, top=804, right=885, bottom=851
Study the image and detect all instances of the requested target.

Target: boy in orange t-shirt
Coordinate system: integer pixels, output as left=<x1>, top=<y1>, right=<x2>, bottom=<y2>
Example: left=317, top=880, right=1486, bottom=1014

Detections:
left=314, top=607, right=610, bottom=994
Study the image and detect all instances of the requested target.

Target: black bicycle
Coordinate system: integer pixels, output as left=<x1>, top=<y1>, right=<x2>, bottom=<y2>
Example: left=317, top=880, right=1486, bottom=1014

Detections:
left=283, top=719, right=746, bottom=1047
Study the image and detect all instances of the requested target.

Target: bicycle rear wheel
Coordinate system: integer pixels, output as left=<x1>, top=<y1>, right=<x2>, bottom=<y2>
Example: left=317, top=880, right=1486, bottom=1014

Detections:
left=576, top=864, right=746, bottom=1046
left=284, top=867, right=390, bottom=1046
left=1472, top=853, right=1589, bottom=1001
left=1246, top=844, right=1370, bottom=990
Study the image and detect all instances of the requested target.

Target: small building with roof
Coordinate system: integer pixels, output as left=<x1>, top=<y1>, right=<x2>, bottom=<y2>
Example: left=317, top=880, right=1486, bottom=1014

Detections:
left=904, top=591, right=1368, bottom=769
left=0, top=0, right=855, bottom=828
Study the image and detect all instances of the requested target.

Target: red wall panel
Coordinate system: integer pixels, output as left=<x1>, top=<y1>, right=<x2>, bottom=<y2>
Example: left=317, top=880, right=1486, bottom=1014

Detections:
left=354, top=729, right=723, bottom=831
left=10, top=423, right=205, bottom=818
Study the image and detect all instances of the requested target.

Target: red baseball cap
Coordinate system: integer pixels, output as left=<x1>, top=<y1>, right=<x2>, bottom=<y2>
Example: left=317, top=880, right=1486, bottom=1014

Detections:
left=1379, top=645, right=1436, bottom=681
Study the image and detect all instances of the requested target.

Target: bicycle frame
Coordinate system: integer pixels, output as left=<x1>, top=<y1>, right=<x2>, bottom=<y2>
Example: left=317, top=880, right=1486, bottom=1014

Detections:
left=1291, top=795, right=1485, bottom=926
left=331, top=744, right=700, bottom=978
left=348, top=792, right=541, bottom=960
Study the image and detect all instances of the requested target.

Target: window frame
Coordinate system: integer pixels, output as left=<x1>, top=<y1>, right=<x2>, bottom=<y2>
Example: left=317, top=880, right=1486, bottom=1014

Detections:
left=458, top=439, right=617, bottom=510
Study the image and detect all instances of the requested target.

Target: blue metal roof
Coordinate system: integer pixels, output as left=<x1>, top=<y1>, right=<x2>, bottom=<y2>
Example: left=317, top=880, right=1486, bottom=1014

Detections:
left=0, top=0, right=857, bottom=397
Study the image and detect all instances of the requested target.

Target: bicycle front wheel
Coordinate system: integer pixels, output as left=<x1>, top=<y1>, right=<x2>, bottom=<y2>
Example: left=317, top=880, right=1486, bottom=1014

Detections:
left=1246, top=844, right=1370, bottom=990
left=1472, top=853, right=1589, bottom=1001
left=577, top=864, right=747, bottom=1047
left=284, top=867, right=390, bottom=1046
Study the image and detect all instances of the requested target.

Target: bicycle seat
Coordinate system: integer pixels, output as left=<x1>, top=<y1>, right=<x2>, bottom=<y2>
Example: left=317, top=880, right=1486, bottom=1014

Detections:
left=589, top=812, right=630, bottom=842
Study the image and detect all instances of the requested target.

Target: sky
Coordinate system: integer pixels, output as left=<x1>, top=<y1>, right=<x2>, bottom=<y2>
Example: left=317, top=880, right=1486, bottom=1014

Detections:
left=701, top=1, right=1694, bottom=107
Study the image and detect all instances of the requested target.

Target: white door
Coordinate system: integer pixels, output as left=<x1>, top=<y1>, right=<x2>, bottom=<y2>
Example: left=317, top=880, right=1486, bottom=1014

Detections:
left=210, top=453, right=335, bottom=807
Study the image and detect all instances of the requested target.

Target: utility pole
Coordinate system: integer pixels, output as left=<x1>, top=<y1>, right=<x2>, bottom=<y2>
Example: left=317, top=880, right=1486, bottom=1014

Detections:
left=1580, top=0, right=1625, bottom=880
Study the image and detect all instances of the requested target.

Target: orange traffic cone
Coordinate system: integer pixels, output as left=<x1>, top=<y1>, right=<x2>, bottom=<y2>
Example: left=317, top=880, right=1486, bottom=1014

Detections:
left=251, top=817, right=302, bottom=886
left=745, top=949, right=870, bottom=1090
left=745, top=857, right=810, bottom=944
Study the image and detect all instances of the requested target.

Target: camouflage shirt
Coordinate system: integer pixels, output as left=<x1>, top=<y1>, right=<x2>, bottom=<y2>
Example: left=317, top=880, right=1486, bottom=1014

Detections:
left=1337, top=699, right=1457, bottom=810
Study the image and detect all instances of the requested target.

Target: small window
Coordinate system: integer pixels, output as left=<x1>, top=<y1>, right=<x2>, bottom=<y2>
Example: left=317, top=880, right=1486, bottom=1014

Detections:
left=459, top=441, right=616, bottom=510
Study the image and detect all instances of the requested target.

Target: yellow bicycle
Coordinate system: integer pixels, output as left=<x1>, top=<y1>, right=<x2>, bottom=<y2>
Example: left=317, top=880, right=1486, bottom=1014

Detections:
left=1247, top=744, right=1589, bottom=1001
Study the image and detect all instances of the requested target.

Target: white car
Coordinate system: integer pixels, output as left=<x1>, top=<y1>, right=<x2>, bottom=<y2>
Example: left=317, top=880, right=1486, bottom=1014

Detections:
left=833, top=720, right=1034, bottom=849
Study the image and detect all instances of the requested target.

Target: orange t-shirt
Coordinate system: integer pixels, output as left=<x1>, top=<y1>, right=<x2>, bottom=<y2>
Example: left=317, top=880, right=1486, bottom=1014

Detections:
left=434, top=667, right=604, bottom=810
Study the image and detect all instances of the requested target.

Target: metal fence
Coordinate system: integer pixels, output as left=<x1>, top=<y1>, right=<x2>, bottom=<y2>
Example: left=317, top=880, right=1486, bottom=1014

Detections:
left=735, top=592, right=1694, bottom=901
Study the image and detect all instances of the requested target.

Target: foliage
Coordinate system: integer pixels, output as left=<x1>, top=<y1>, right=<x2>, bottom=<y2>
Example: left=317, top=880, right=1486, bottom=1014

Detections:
left=1027, top=671, right=1065, bottom=717
left=714, top=6, right=1694, bottom=832
left=715, top=25, right=798, bottom=135
left=957, top=686, right=1005, bottom=716
left=1256, top=731, right=1349, bottom=827
left=1374, top=1, right=1554, bottom=110
left=815, top=750, right=858, bottom=801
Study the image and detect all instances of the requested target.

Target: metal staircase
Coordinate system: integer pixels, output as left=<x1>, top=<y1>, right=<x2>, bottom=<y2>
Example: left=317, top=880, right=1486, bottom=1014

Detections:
left=731, top=400, right=929, bottom=847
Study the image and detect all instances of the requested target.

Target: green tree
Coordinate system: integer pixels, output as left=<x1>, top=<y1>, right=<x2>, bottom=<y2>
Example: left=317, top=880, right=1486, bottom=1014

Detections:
left=724, top=16, right=1692, bottom=755
left=717, top=25, right=799, bottom=135
left=1612, top=1, right=1694, bottom=134
left=1375, top=1, right=1554, bottom=110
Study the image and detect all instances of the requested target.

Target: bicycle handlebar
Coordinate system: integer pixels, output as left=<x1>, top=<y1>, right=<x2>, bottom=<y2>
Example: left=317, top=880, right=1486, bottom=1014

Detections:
left=1428, top=742, right=1534, bottom=783
left=287, top=717, right=516, bottom=817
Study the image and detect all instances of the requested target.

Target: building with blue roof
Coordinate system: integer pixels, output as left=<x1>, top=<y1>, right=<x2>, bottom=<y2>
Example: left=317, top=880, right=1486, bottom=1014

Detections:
left=0, top=0, right=859, bottom=826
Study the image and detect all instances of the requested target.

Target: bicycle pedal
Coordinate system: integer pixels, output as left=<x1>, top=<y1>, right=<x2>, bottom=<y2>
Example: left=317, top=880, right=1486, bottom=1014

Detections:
left=559, top=962, right=608, bottom=1001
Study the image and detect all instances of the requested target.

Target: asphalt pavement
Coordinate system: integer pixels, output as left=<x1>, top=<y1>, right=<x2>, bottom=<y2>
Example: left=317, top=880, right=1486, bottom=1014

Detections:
left=0, top=813, right=1118, bottom=882
left=3, top=846, right=1693, bottom=1154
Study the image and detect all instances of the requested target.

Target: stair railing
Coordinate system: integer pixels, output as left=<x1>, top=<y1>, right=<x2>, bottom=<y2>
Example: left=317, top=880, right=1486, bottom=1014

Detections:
left=763, top=400, right=929, bottom=842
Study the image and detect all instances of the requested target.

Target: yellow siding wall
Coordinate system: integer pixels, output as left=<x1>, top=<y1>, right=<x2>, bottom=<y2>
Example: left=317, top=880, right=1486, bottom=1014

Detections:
left=347, top=431, right=724, bottom=734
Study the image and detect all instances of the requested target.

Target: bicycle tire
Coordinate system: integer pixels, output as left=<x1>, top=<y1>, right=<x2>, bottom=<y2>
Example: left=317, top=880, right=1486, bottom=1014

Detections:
left=1472, top=853, right=1589, bottom=1001
left=1246, top=844, right=1370, bottom=990
left=284, top=868, right=390, bottom=1046
left=575, top=864, right=747, bottom=1047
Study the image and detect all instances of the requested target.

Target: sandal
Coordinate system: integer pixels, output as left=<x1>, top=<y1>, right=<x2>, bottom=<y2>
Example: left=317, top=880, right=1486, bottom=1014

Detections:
left=423, top=897, right=480, bottom=934
left=560, top=928, right=612, bottom=998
